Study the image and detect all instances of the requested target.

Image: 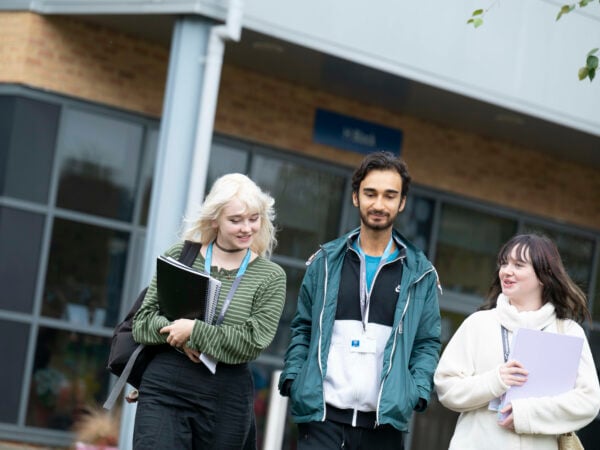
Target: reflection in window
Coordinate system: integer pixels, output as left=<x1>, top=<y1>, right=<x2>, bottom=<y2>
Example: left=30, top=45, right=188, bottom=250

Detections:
left=207, top=141, right=249, bottom=188
left=594, top=262, right=600, bottom=323
left=523, top=224, right=594, bottom=293
left=55, top=109, right=143, bottom=221
left=26, top=327, right=111, bottom=430
left=0, top=206, right=45, bottom=314
left=435, top=204, right=516, bottom=297
left=395, top=195, right=434, bottom=256
left=0, top=96, right=59, bottom=203
left=42, top=218, right=129, bottom=328
left=250, top=155, right=346, bottom=260
left=138, top=128, right=159, bottom=226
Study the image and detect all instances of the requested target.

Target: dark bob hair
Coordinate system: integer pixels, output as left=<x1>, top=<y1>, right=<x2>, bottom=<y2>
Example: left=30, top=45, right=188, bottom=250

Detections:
left=480, top=233, right=590, bottom=323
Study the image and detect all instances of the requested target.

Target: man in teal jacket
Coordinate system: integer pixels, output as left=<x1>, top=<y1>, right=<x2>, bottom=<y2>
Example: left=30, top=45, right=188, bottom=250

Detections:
left=279, top=151, right=442, bottom=449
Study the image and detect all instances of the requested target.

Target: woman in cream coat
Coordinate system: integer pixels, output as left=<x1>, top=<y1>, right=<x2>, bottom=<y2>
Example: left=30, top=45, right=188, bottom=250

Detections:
left=434, top=233, right=600, bottom=450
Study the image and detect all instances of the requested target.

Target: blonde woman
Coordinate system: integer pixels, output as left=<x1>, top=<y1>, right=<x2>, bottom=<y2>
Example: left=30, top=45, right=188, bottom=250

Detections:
left=434, top=233, right=600, bottom=449
left=132, top=173, right=287, bottom=449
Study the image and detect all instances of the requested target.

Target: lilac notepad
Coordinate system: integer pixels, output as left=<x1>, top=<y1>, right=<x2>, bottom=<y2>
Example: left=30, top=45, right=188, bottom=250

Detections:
left=498, top=327, right=583, bottom=420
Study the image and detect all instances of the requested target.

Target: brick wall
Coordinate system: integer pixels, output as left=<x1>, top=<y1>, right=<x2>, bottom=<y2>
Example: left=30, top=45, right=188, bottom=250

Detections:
left=0, top=12, right=168, bottom=116
left=1, top=11, right=598, bottom=231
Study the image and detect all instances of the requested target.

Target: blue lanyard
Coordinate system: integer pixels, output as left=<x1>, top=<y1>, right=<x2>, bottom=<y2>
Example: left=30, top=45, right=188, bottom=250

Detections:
left=204, top=242, right=251, bottom=325
left=355, top=235, right=394, bottom=331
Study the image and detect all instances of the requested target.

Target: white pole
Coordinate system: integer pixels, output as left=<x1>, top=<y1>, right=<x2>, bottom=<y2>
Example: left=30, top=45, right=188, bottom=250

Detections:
left=262, top=370, right=289, bottom=450
left=185, top=0, right=244, bottom=217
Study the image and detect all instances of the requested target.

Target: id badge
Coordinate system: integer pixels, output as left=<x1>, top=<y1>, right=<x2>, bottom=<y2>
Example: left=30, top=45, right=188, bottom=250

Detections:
left=488, top=397, right=501, bottom=411
left=349, top=336, right=376, bottom=353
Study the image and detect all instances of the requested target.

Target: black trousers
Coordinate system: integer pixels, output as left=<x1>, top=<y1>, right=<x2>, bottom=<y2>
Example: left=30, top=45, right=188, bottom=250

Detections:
left=297, top=420, right=405, bottom=450
left=133, top=348, right=255, bottom=450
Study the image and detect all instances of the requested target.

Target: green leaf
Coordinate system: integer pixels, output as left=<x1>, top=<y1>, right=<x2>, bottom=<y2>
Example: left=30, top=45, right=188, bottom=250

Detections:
left=589, top=68, right=596, bottom=81
left=556, top=4, right=575, bottom=20
left=587, top=55, right=599, bottom=70
left=472, top=9, right=484, bottom=16
left=578, top=0, right=591, bottom=6
left=578, top=66, right=589, bottom=80
left=467, top=18, right=484, bottom=27
left=588, top=48, right=599, bottom=56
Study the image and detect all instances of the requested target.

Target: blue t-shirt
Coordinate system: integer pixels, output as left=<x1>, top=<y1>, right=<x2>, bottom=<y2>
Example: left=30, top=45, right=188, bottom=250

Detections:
left=353, top=241, right=399, bottom=291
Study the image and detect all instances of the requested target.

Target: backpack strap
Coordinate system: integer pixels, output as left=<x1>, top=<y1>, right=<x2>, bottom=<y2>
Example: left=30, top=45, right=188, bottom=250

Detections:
left=103, top=240, right=201, bottom=410
left=179, top=240, right=201, bottom=266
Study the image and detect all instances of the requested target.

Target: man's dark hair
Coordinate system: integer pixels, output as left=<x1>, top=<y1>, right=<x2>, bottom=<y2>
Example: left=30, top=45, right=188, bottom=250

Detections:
left=351, top=151, right=411, bottom=198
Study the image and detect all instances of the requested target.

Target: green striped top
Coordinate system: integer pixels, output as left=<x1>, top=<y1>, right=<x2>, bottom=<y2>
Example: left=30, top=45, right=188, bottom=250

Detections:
left=132, top=241, right=287, bottom=364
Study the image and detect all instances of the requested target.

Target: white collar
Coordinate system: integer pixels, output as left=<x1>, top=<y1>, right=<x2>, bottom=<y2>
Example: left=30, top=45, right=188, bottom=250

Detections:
left=495, top=293, right=556, bottom=332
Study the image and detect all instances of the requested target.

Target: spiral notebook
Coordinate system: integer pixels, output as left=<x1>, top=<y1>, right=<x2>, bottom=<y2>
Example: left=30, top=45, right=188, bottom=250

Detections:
left=156, top=255, right=221, bottom=323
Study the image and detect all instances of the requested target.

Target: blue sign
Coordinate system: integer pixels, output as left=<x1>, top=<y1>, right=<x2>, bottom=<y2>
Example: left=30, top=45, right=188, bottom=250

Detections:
left=313, top=108, right=403, bottom=155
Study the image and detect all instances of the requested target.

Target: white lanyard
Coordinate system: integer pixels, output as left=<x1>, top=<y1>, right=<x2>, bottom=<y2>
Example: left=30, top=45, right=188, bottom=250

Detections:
left=355, top=235, right=394, bottom=331
left=204, top=242, right=251, bottom=325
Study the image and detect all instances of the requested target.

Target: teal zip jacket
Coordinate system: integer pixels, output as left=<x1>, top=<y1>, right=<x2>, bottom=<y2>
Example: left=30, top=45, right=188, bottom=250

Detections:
left=278, top=228, right=442, bottom=431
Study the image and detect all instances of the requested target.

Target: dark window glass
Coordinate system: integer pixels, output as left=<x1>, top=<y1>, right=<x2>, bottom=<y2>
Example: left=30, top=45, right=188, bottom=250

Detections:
left=207, top=141, right=249, bottom=188
left=265, top=265, right=305, bottom=357
left=42, top=218, right=129, bottom=328
left=0, top=96, right=59, bottom=203
left=0, top=206, right=45, bottom=313
left=523, top=224, right=594, bottom=293
left=395, top=195, right=434, bottom=256
left=26, top=327, right=111, bottom=430
left=0, top=320, right=30, bottom=423
left=250, top=155, right=345, bottom=260
left=435, top=204, right=517, bottom=297
left=594, top=259, right=600, bottom=323
left=55, top=109, right=143, bottom=221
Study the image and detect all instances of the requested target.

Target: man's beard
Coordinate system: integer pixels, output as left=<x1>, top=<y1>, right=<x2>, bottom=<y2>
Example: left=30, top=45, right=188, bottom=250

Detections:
left=359, top=208, right=396, bottom=231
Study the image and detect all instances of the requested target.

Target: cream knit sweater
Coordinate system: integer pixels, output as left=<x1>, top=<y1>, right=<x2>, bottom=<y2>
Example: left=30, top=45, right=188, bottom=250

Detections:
left=434, top=294, right=600, bottom=450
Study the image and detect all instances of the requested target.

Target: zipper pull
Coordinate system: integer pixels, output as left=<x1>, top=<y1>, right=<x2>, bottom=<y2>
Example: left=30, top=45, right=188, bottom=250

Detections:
left=398, top=321, right=403, bottom=334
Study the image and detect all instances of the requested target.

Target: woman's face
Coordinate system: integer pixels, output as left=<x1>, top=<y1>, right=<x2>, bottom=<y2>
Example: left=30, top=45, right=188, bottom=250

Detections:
left=498, top=246, right=543, bottom=307
left=213, top=198, right=261, bottom=251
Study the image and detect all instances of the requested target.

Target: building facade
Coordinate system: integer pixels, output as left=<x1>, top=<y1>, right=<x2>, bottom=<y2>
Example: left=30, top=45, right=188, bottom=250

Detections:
left=1, top=1, right=599, bottom=448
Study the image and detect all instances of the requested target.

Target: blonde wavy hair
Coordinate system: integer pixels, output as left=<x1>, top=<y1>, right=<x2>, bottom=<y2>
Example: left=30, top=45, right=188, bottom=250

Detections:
left=182, top=173, right=277, bottom=257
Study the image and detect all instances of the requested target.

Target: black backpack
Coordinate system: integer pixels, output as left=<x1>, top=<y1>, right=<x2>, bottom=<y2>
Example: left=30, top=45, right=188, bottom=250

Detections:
left=103, top=240, right=201, bottom=409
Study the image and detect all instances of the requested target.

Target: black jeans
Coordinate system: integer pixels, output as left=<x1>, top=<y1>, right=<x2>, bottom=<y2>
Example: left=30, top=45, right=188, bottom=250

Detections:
left=297, top=420, right=405, bottom=450
left=133, top=348, right=255, bottom=450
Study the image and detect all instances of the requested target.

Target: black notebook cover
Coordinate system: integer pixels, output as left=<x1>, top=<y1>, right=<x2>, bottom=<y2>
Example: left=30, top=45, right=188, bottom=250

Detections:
left=156, top=255, right=221, bottom=321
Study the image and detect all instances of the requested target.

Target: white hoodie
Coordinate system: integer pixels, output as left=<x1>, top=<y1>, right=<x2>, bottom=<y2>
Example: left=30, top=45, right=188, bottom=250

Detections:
left=434, top=294, right=600, bottom=450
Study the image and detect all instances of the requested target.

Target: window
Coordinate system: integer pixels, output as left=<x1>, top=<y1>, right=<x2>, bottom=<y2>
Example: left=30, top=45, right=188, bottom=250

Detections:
left=0, top=320, right=30, bottom=423
left=0, top=89, right=158, bottom=446
left=0, top=96, right=59, bottom=204
left=250, top=154, right=346, bottom=260
left=435, top=203, right=517, bottom=298
left=0, top=206, right=45, bottom=313
left=26, top=327, right=111, bottom=430
left=523, top=223, right=595, bottom=294
left=42, top=218, right=130, bottom=328
left=395, top=193, right=435, bottom=256
left=55, top=109, right=144, bottom=222
left=594, top=261, right=600, bottom=322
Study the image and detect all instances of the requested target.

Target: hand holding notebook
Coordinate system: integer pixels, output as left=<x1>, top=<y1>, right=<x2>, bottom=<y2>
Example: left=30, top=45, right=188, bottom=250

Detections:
left=498, top=328, right=583, bottom=421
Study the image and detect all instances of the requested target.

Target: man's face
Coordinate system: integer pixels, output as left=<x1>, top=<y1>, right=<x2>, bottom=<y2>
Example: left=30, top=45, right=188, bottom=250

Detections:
left=352, top=169, right=406, bottom=231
